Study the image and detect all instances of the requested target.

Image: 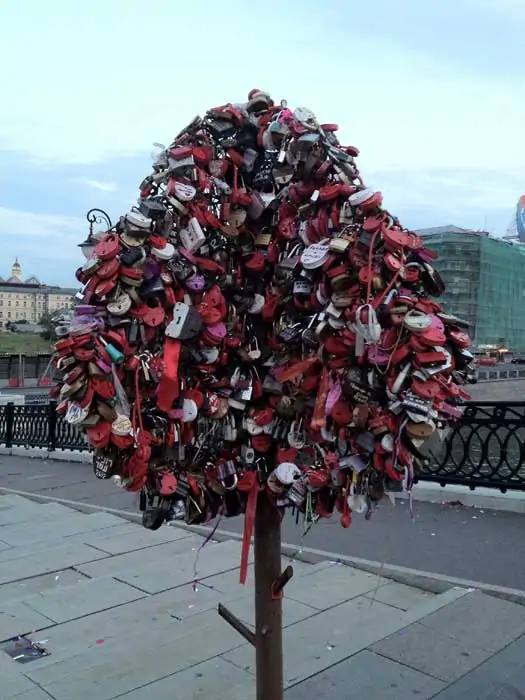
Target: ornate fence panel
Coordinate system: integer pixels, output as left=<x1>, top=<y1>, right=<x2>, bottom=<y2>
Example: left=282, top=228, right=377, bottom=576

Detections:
left=418, top=402, right=525, bottom=491
left=54, top=411, right=89, bottom=451
left=2, top=400, right=525, bottom=491
left=0, top=401, right=88, bottom=451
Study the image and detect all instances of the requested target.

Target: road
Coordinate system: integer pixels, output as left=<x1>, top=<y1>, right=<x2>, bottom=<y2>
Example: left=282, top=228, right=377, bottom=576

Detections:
left=2, top=454, right=525, bottom=591
left=0, top=387, right=52, bottom=396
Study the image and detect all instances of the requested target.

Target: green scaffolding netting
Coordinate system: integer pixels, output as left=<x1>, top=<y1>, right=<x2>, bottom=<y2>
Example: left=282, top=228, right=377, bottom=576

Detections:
left=424, top=233, right=525, bottom=353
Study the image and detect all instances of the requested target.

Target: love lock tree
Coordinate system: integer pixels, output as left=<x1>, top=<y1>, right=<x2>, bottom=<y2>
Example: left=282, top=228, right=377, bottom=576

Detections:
left=51, top=90, right=475, bottom=700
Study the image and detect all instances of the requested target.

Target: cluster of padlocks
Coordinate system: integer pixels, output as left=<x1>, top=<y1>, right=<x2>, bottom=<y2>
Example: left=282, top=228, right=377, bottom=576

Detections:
left=52, top=89, right=474, bottom=541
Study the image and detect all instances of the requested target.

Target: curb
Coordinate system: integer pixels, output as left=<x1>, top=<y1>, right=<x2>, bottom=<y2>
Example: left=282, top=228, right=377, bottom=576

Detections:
left=0, top=446, right=91, bottom=463
left=2, top=486, right=525, bottom=607
left=2, top=450, right=525, bottom=512
left=408, top=481, right=525, bottom=514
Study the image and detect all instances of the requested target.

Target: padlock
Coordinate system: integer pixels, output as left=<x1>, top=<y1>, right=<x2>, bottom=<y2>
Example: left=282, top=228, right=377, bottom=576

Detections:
left=165, top=302, right=203, bottom=340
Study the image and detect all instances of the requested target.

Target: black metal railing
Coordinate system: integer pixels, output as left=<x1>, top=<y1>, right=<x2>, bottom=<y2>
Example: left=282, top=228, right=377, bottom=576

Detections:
left=1, top=400, right=525, bottom=492
left=419, top=401, right=525, bottom=492
left=0, top=401, right=88, bottom=451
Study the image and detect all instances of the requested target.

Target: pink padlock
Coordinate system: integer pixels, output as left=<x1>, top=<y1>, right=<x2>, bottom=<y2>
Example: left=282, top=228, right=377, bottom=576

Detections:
left=437, top=402, right=464, bottom=420
left=367, top=346, right=390, bottom=365
left=429, top=314, right=445, bottom=332
left=95, top=358, right=112, bottom=374
left=186, top=273, right=205, bottom=292
left=202, top=322, right=227, bottom=346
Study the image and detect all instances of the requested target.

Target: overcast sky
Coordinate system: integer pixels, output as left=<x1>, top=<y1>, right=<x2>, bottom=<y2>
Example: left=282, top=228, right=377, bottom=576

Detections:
left=0, top=0, right=523, bottom=285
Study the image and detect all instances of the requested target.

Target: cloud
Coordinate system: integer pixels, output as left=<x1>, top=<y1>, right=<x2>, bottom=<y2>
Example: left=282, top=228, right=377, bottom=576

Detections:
left=0, top=155, right=521, bottom=287
left=462, top=0, right=525, bottom=14
left=0, top=0, right=524, bottom=170
left=366, top=167, right=521, bottom=234
left=0, top=207, right=83, bottom=239
left=368, top=167, right=524, bottom=213
left=72, top=179, right=118, bottom=193
left=0, top=207, right=86, bottom=284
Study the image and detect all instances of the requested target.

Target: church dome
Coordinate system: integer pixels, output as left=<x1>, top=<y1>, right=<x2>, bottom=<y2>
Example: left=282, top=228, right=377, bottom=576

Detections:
left=11, top=258, right=22, bottom=280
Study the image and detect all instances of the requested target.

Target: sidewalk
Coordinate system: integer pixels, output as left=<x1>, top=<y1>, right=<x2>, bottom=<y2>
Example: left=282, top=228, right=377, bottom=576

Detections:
left=1, top=493, right=525, bottom=699
left=3, top=454, right=525, bottom=591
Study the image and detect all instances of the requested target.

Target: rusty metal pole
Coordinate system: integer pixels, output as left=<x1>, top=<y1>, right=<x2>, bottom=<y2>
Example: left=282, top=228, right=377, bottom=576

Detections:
left=254, top=491, right=284, bottom=700
left=217, top=485, right=293, bottom=696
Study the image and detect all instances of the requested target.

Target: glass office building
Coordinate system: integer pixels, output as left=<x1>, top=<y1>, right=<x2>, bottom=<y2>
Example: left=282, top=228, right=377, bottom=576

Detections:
left=416, top=226, right=525, bottom=353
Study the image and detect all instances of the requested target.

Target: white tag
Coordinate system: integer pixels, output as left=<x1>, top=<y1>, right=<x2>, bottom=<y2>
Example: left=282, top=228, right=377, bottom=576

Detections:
left=182, top=398, right=198, bottom=422
left=293, top=280, right=313, bottom=295
left=347, top=493, right=367, bottom=513
left=380, top=433, right=394, bottom=452
left=293, top=280, right=312, bottom=294
left=167, top=196, right=188, bottom=215
left=325, top=303, right=342, bottom=318
left=275, top=462, right=301, bottom=485
left=65, top=403, right=88, bottom=425
left=300, top=244, right=329, bottom=270
left=165, top=302, right=190, bottom=339
left=200, top=347, right=219, bottom=364
left=173, top=181, right=197, bottom=202
left=151, top=242, right=175, bottom=261
left=349, top=188, right=375, bottom=206
left=245, top=417, right=263, bottom=436
left=293, top=106, right=318, bottom=129
left=248, top=294, right=265, bottom=314
left=240, top=382, right=253, bottom=401
left=179, top=217, right=206, bottom=253
left=112, top=415, right=132, bottom=436
left=125, top=211, right=152, bottom=230
left=348, top=454, right=367, bottom=473
left=298, top=221, right=310, bottom=246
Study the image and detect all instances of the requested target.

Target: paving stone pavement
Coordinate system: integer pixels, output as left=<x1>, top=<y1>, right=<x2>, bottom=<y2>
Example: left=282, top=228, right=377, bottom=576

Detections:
left=1, top=494, right=525, bottom=699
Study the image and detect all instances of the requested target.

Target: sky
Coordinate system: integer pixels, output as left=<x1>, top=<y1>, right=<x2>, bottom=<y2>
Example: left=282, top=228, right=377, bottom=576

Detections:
left=0, top=0, right=524, bottom=286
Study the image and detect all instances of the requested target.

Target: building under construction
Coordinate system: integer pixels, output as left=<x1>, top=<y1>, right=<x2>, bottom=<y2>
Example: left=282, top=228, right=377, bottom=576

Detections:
left=416, top=226, right=525, bottom=354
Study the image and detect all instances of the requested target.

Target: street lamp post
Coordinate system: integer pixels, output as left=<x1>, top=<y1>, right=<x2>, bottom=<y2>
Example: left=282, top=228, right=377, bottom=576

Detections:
left=78, top=209, right=113, bottom=259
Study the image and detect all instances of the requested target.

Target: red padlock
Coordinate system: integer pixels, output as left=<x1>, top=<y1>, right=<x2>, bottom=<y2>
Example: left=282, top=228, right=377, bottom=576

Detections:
left=95, top=233, right=120, bottom=261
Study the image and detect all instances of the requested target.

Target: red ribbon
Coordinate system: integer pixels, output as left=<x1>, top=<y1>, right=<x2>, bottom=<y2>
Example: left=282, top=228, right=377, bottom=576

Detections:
left=276, top=356, right=320, bottom=383
left=156, top=339, right=181, bottom=412
left=311, top=368, right=330, bottom=431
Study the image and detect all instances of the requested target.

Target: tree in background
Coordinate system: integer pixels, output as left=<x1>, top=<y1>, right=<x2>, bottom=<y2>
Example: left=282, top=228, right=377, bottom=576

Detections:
left=39, top=313, right=55, bottom=341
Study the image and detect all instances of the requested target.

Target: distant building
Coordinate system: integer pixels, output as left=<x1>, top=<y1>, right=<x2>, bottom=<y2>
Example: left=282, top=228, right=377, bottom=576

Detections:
left=0, top=259, right=76, bottom=329
left=416, top=226, right=525, bottom=353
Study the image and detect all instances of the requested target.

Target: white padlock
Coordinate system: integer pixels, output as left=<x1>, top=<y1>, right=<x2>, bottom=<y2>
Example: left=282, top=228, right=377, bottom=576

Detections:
left=179, top=217, right=206, bottom=253
left=300, top=243, right=329, bottom=270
